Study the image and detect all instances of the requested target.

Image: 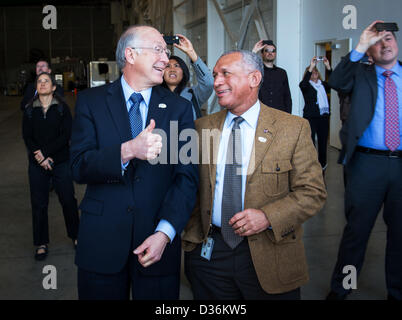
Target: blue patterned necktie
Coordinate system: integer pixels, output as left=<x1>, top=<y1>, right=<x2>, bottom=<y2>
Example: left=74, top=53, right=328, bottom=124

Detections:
left=221, top=116, right=245, bottom=249
left=129, top=92, right=143, bottom=139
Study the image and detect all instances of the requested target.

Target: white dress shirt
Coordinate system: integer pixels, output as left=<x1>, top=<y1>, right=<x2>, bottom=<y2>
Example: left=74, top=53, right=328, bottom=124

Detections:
left=212, top=101, right=261, bottom=227
left=120, top=76, right=176, bottom=242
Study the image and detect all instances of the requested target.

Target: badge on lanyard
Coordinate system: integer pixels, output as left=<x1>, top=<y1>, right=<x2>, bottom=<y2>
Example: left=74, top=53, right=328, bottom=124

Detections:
left=201, top=237, right=215, bottom=261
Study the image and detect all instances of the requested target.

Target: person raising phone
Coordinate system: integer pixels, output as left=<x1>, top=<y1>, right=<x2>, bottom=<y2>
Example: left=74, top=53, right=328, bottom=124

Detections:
left=162, top=34, right=213, bottom=120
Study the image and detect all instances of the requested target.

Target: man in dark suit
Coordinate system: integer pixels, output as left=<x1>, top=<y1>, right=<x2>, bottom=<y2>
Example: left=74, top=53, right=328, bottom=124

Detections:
left=327, top=20, right=402, bottom=300
left=20, top=59, right=64, bottom=110
left=70, top=25, right=198, bottom=300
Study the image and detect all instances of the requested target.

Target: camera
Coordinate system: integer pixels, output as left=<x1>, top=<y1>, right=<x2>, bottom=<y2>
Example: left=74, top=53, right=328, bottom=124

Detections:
left=374, top=22, right=399, bottom=32
left=263, top=40, right=274, bottom=46
left=316, top=56, right=324, bottom=61
left=163, top=35, right=180, bottom=45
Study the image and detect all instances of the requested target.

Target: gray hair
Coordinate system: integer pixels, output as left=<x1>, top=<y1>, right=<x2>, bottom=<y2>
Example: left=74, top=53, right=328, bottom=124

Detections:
left=115, top=25, right=148, bottom=70
left=220, top=50, right=264, bottom=86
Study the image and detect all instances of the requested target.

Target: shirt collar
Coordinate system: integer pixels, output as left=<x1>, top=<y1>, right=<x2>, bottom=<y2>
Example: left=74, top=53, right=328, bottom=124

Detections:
left=264, top=64, right=277, bottom=70
left=121, top=75, right=152, bottom=107
left=375, top=62, right=401, bottom=78
left=224, top=100, right=260, bottom=130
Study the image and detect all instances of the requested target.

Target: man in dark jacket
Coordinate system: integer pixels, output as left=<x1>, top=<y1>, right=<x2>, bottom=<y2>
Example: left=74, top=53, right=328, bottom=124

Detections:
left=327, top=20, right=402, bottom=301
left=253, top=40, right=292, bottom=113
left=70, top=25, right=198, bottom=300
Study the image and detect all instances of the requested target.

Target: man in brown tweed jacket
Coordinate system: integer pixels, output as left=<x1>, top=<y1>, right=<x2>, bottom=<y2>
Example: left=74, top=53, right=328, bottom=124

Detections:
left=182, top=50, right=327, bottom=300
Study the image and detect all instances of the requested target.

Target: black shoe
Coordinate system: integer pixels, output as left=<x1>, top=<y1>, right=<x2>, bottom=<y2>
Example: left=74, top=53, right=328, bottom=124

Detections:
left=326, top=291, right=347, bottom=300
left=35, top=245, right=48, bottom=261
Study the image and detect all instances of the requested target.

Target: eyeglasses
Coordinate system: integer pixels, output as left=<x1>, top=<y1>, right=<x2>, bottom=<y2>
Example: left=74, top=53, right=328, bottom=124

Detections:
left=37, top=78, right=51, bottom=84
left=131, top=45, right=171, bottom=58
left=264, top=48, right=276, bottom=53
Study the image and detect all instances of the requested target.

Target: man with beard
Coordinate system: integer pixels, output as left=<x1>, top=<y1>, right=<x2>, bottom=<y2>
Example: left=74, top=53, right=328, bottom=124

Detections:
left=252, top=40, right=292, bottom=113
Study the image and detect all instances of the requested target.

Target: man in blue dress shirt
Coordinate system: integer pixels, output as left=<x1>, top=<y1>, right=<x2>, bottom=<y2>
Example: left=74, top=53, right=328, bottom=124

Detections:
left=327, top=20, right=402, bottom=300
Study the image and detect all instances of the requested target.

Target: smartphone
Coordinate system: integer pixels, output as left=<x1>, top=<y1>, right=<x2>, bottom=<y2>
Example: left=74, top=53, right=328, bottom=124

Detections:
left=163, top=35, right=180, bottom=45
left=375, top=22, right=399, bottom=32
left=263, top=40, right=274, bottom=46
left=316, top=56, right=324, bottom=61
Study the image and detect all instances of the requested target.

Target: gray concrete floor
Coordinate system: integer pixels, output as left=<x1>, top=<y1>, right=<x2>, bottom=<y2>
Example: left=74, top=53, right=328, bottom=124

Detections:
left=0, top=94, right=388, bottom=300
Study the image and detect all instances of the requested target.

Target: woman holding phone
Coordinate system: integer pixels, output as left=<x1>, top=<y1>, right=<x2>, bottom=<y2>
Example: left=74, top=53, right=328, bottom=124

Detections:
left=299, top=56, right=332, bottom=171
left=162, top=34, right=214, bottom=120
left=22, top=72, right=79, bottom=260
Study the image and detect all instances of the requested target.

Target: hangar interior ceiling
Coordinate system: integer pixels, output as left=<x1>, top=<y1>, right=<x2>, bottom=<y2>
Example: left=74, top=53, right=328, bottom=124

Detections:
left=0, top=0, right=273, bottom=109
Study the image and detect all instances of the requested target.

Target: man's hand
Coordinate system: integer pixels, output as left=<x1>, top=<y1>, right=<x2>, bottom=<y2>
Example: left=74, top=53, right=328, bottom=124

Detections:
left=40, top=157, right=54, bottom=171
left=174, top=34, right=198, bottom=63
left=252, top=40, right=266, bottom=54
left=229, top=208, right=271, bottom=237
left=121, top=119, right=163, bottom=162
left=34, top=150, right=45, bottom=164
left=133, top=231, right=170, bottom=268
left=356, top=20, right=387, bottom=53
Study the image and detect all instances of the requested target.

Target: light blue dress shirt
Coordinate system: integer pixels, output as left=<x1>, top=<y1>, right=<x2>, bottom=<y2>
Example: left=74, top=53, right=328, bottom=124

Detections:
left=212, top=101, right=260, bottom=227
left=350, top=50, right=402, bottom=150
left=120, top=76, right=176, bottom=242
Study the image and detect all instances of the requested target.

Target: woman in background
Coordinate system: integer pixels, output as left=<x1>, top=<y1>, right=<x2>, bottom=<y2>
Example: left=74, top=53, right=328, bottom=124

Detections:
left=162, top=34, right=214, bottom=120
left=299, top=56, right=332, bottom=171
left=22, top=72, right=79, bottom=261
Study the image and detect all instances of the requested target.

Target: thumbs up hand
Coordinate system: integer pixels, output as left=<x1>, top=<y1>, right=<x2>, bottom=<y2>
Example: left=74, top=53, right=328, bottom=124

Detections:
left=121, top=119, right=163, bottom=162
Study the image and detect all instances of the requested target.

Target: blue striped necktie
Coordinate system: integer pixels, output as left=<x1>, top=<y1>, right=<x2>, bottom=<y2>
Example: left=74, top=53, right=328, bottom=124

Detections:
left=129, top=92, right=143, bottom=139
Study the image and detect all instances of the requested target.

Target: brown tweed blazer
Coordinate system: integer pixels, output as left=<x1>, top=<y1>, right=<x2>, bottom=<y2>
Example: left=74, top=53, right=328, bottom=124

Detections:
left=182, top=103, right=327, bottom=294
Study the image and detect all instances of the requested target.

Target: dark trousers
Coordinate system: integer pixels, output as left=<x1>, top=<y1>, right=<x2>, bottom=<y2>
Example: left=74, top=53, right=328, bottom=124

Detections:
left=185, top=229, right=300, bottom=300
left=330, top=151, right=402, bottom=299
left=28, top=161, right=79, bottom=246
left=307, top=116, right=329, bottom=169
left=77, top=255, right=180, bottom=300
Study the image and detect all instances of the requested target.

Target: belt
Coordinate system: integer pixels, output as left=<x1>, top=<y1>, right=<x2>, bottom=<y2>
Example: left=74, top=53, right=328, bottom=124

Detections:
left=210, top=225, right=221, bottom=234
left=356, top=146, right=402, bottom=158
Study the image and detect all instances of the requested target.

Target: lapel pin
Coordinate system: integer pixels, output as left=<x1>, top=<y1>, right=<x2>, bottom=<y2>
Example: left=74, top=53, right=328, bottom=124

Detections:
left=264, top=129, right=268, bottom=134
left=258, top=137, right=267, bottom=143
left=158, top=103, right=167, bottom=109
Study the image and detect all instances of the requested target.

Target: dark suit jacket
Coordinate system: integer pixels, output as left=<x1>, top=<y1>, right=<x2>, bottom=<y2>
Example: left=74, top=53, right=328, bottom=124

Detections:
left=329, top=52, right=402, bottom=164
left=70, top=78, right=199, bottom=276
left=20, top=82, right=64, bottom=111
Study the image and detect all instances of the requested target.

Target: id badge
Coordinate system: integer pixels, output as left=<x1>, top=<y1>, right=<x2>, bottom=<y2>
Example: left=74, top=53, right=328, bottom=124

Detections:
left=201, top=237, right=215, bottom=261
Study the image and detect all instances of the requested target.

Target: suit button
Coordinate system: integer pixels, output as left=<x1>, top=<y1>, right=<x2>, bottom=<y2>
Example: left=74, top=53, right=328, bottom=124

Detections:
left=127, top=207, right=133, bottom=213
left=276, top=167, right=280, bottom=172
